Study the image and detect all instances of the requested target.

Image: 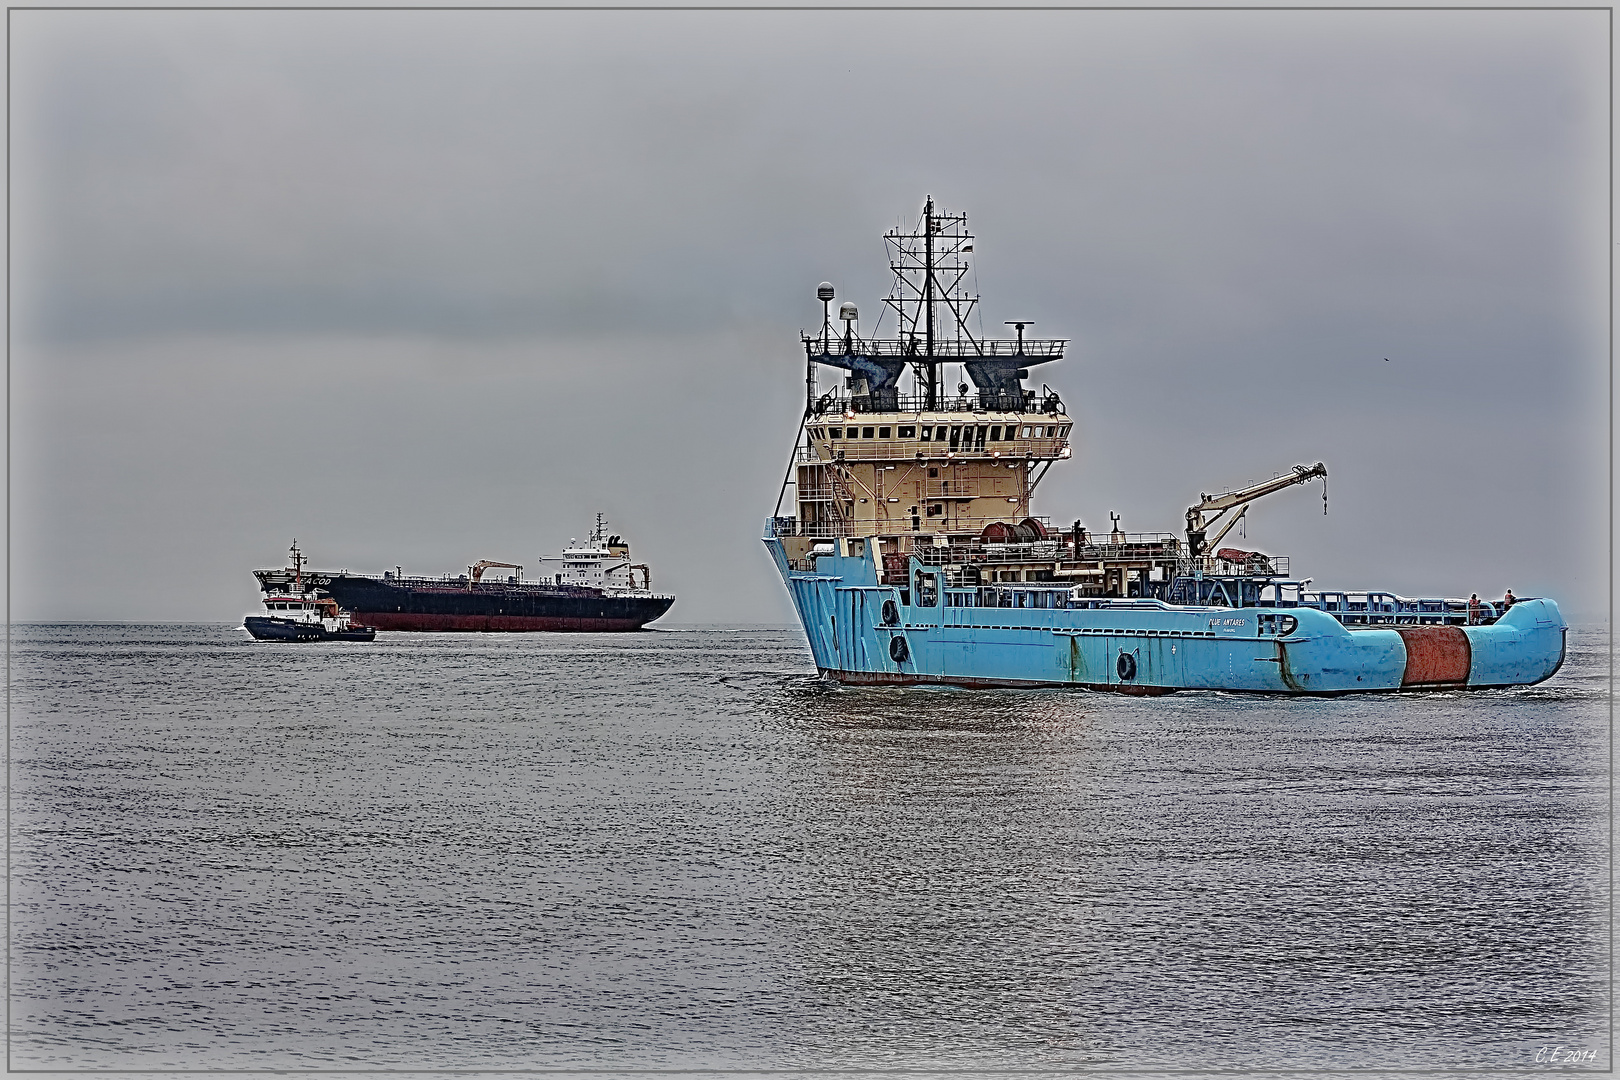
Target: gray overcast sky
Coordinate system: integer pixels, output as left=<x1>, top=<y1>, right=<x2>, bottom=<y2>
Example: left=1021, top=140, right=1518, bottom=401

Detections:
left=9, top=8, right=1609, bottom=624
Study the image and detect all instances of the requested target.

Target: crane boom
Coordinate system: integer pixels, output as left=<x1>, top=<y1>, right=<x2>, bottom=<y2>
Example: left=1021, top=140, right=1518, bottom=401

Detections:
left=1185, top=462, right=1326, bottom=557
left=469, top=560, right=523, bottom=584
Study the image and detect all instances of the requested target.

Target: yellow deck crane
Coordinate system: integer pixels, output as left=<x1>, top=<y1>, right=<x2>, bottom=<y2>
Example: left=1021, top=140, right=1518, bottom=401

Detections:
left=468, top=560, right=523, bottom=585
left=1185, top=462, right=1327, bottom=558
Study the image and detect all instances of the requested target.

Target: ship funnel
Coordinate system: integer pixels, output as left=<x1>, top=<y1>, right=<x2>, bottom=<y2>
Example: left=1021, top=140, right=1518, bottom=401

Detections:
left=817, top=282, right=835, bottom=301
left=839, top=302, right=858, bottom=321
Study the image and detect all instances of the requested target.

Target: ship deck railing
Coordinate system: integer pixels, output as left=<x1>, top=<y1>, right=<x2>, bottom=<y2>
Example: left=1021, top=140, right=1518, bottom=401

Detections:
left=808, top=393, right=1069, bottom=418
left=382, top=576, right=595, bottom=593
left=792, top=440, right=1069, bottom=465
left=1171, top=579, right=1511, bottom=626
left=911, top=534, right=1179, bottom=568
left=1177, top=555, right=1292, bottom=577
left=804, top=337, right=1066, bottom=360
left=773, top=517, right=1062, bottom=543
left=1299, top=591, right=1506, bottom=626
left=941, top=589, right=1514, bottom=625
left=780, top=531, right=1193, bottom=577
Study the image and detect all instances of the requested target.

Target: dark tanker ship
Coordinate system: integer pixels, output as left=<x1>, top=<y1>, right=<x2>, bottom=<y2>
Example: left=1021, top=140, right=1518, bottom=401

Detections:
left=253, top=516, right=674, bottom=633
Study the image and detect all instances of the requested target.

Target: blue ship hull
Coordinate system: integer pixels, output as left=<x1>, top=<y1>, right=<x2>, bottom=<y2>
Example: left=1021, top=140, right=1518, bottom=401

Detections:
left=764, top=526, right=1565, bottom=695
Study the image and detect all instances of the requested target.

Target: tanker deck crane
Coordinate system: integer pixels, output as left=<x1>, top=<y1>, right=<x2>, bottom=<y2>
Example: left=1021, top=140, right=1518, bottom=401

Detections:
left=469, top=561, right=523, bottom=584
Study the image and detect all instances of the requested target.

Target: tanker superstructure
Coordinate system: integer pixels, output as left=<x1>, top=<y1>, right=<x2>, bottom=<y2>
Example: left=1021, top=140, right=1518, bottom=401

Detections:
left=763, top=197, right=1566, bottom=693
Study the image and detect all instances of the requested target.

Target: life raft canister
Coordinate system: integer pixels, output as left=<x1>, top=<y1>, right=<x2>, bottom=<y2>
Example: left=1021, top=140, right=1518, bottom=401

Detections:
left=881, top=598, right=900, bottom=626
left=890, top=635, right=910, bottom=664
left=1117, top=651, right=1137, bottom=681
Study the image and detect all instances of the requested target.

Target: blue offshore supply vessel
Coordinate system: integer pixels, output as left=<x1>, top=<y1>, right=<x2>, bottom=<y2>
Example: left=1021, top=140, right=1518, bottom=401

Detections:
left=763, top=198, right=1566, bottom=694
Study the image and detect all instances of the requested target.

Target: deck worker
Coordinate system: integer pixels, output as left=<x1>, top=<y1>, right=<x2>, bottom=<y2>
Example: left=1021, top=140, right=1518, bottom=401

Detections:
left=1468, top=593, right=1482, bottom=625
left=1503, top=589, right=1517, bottom=609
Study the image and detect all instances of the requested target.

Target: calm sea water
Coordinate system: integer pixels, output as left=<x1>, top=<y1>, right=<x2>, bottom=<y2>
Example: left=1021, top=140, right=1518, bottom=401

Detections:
left=8, top=623, right=1610, bottom=1074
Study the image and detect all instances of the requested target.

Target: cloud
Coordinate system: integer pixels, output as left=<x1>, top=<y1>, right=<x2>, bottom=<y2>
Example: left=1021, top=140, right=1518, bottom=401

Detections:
left=9, top=8, right=1607, bottom=621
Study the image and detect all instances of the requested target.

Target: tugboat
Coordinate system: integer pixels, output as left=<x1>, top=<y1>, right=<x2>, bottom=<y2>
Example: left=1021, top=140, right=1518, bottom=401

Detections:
left=763, top=197, right=1566, bottom=693
left=254, top=516, right=674, bottom=633
left=244, top=541, right=376, bottom=642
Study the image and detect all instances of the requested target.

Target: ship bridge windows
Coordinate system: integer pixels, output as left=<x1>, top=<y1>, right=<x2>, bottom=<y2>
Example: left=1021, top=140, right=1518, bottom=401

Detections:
left=898, top=425, right=915, bottom=438
left=879, top=426, right=891, bottom=438
left=829, top=428, right=841, bottom=439
left=862, top=426, right=874, bottom=438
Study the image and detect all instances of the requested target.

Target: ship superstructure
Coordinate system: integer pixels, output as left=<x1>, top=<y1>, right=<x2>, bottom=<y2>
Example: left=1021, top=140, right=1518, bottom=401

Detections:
left=791, top=199, right=1074, bottom=546
left=764, top=198, right=1566, bottom=693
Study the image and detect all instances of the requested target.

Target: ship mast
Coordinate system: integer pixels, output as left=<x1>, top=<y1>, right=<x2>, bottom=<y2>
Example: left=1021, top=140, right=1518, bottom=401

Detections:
left=881, top=196, right=984, bottom=409
left=924, top=194, right=935, bottom=407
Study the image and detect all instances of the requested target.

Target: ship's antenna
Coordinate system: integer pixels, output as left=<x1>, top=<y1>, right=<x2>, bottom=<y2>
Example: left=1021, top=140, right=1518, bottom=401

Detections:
left=1005, top=321, right=1030, bottom=354
left=289, top=539, right=304, bottom=593
left=813, top=282, right=833, bottom=415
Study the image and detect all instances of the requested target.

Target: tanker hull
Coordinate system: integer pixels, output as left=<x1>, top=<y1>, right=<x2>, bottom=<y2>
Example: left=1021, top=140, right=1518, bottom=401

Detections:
left=323, top=576, right=674, bottom=634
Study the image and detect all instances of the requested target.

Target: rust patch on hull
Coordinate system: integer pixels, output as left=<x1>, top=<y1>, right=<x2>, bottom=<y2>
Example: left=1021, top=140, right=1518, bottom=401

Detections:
left=1395, top=626, right=1471, bottom=685
left=1275, top=642, right=1304, bottom=692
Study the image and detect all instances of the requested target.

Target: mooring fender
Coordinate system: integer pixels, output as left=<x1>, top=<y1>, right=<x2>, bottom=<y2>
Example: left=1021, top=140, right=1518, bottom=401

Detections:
left=1395, top=625, right=1471, bottom=686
